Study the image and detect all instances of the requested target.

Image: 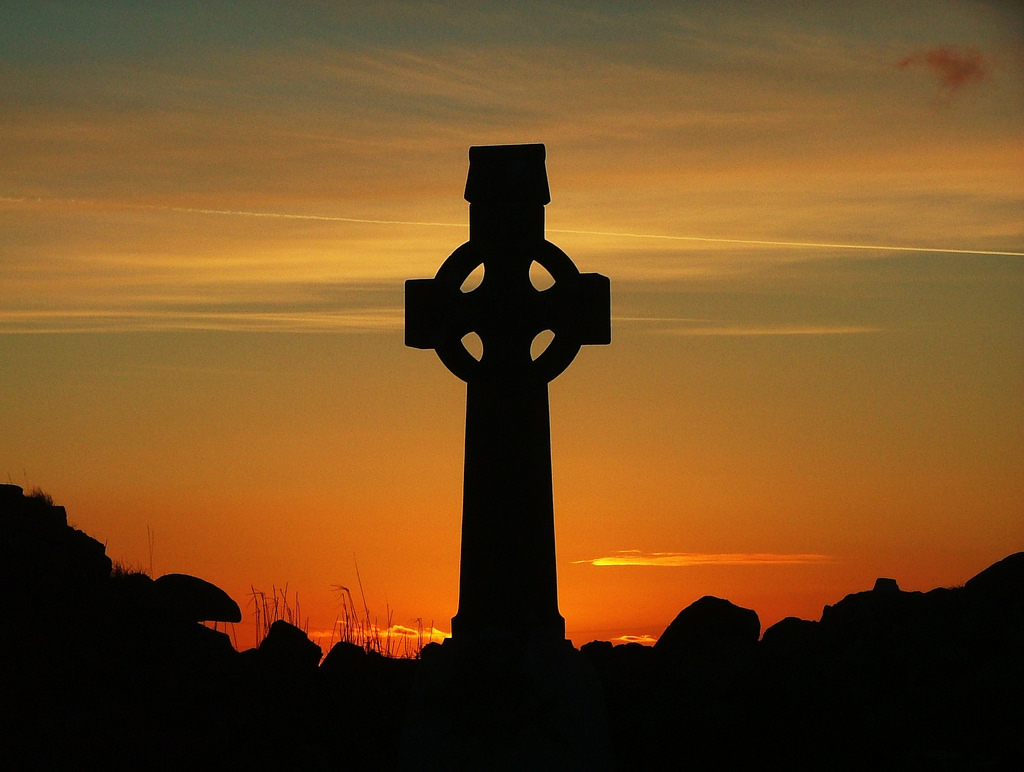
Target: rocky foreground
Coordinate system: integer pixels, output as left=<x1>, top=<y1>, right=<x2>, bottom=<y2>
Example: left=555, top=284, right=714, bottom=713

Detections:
left=1, top=484, right=1020, bottom=769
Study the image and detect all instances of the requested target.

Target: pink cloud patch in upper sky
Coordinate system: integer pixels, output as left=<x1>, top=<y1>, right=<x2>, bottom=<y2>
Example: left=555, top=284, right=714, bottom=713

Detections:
left=897, top=46, right=989, bottom=94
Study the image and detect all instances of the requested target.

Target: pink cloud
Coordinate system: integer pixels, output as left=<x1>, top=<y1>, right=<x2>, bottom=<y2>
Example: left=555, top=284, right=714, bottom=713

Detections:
left=898, top=46, right=989, bottom=93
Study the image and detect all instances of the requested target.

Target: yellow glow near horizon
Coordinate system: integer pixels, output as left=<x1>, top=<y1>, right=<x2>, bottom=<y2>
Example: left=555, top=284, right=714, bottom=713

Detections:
left=577, top=552, right=837, bottom=567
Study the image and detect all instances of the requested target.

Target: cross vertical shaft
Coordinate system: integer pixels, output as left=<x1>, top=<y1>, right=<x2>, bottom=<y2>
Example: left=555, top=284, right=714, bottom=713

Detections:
left=458, top=190, right=561, bottom=640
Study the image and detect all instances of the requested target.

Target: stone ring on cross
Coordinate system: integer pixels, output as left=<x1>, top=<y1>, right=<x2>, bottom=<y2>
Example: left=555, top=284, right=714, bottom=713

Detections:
left=408, top=238, right=609, bottom=385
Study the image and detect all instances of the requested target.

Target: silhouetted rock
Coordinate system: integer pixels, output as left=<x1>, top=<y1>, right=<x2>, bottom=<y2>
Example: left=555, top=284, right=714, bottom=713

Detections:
left=817, top=577, right=957, bottom=664
left=0, top=488, right=254, bottom=770
left=760, top=615, right=821, bottom=659
left=873, top=576, right=900, bottom=593
left=258, top=619, right=322, bottom=670
left=609, top=640, right=655, bottom=671
left=1, top=484, right=112, bottom=622
left=419, top=639, right=444, bottom=661
left=319, top=639, right=374, bottom=696
left=654, top=595, right=760, bottom=658
left=4, top=483, right=1022, bottom=768
left=403, top=636, right=612, bottom=770
left=579, top=638, right=614, bottom=665
left=964, top=551, right=1024, bottom=611
left=157, top=618, right=238, bottom=670
left=103, top=570, right=156, bottom=617
left=319, top=639, right=366, bottom=681
left=153, top=572, right=242, bottom=624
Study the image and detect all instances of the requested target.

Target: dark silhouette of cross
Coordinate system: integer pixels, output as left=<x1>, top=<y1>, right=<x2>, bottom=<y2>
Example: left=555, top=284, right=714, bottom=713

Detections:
left=406, top=144, right=610, bottom=642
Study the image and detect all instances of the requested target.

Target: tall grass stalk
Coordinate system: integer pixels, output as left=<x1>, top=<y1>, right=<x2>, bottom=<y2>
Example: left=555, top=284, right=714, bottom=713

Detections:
left=329, top=584, right=433, bottom=658
left=248, top=584, right=308, bottom=648
left=249, top=571, right=439, bottom=658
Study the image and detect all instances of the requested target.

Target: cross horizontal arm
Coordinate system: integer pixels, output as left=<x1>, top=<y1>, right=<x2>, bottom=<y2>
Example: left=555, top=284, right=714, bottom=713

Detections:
left=558, top=272, right=611, bottom=347
left=405, top=277, right=456, bottom=350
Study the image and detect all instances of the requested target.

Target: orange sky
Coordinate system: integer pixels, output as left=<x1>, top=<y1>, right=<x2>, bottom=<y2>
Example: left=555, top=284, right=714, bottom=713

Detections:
left=2, top=1, right=1022, bottom=649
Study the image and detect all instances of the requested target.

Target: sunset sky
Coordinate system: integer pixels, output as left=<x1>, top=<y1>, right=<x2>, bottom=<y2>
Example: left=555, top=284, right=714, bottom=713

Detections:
left=2, top=1, right=1022, bottom=648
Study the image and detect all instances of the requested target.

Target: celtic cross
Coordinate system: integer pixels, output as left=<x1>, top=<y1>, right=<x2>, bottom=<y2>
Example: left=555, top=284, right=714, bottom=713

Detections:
left=406, top=144, right=610, bottom=642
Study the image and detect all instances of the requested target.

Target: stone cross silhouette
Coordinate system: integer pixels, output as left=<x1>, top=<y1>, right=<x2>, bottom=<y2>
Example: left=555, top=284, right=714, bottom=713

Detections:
left=406, top=144, right=610, bottom=642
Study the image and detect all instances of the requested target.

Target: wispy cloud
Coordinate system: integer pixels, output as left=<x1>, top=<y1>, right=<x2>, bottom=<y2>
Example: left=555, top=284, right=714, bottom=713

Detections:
left=0, top=308, right=403, bottom=335
left=575, top=550, right=835, bottom=567
left=664, top=325, right=883, bottom=337
left=614, top=316, right=884, bottom=336
left=612, top=634, right=657, bottom=645
left=612, top=316, right=886, bottom=336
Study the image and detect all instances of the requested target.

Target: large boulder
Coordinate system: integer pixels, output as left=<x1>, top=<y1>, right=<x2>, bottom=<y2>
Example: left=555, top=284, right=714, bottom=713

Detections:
left=320, top=639, right=367, bottom=679
left=818, top=579, right=946, bottom=649
left=0, top=485, right=112, bottom=582
left=964, top=552, right=1024, bottom=612
left=960, top=552, right=1024, bottom=661
left=258, top=620, right=322, bottom=670
left=654, top=596, right=760, bottom=659
left=1, top=485, right=112, bottom=624
left=761, top=616, right=821, bottom=660
left=153, top=573, right=242, bottom=624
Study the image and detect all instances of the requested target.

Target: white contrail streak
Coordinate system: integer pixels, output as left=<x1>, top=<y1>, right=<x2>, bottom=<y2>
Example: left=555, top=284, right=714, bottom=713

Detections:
left=151, top=204, right=1024, bottom=257
left=548, top=228, right=1024, bottom=257
left=5, top=197, right=1023, bottom=257
left=154, top=205, right=465, bottom=230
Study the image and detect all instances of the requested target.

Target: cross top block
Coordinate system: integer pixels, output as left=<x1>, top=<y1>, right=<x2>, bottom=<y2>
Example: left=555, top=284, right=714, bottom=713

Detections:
left=464, top=143, right=550, bottom=206
left=406, top=144, right=610, bottom=385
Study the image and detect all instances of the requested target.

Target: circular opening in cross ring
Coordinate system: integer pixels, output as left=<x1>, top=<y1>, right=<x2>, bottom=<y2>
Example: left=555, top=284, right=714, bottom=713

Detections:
left=531, top=329, right=554, bottom=360
left=529, top=261, right=555, bottom=291
left=461, top=332, right=483, bottom=361
left=460, top=263, right=485, bottom=293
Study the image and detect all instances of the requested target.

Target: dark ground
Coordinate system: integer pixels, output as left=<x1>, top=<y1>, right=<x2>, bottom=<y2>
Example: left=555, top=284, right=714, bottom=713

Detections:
left=2, top=484, right=1021, bottom=770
